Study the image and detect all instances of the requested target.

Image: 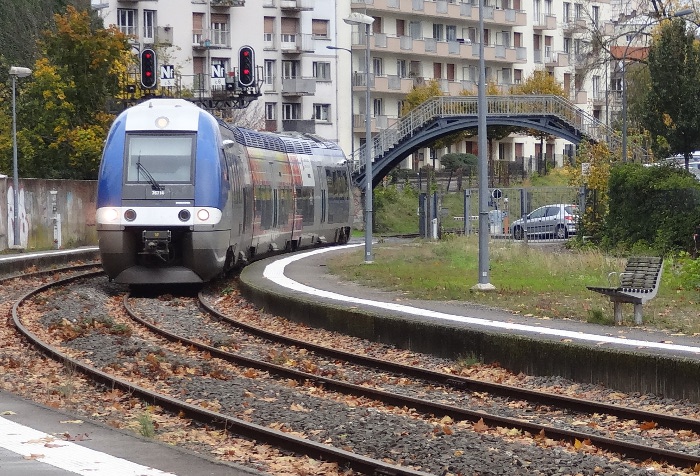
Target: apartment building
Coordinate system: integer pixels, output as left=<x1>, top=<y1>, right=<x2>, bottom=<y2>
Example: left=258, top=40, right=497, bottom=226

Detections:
left=94, top=0, right=343, bottom=143
left=345, top=0, right=626, bottom=170
left=93, top=0, right=636, bottom=172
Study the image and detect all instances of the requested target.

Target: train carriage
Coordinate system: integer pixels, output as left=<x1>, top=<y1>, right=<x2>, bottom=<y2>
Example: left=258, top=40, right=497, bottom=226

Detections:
left=96, top=99, right=352, bottom=284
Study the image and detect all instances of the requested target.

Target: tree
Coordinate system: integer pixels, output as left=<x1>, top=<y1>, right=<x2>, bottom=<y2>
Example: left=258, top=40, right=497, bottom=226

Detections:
left=440, top=152, right=478, bottom=191
left=642, top=17, right=700, bottom=170
left=0, top=0, right=90, bottom=67
left=511, top=69, right=568, bottom=173
left=0, top=6, right=130, bottom=179
left=400, top=79, right=474, bottom=151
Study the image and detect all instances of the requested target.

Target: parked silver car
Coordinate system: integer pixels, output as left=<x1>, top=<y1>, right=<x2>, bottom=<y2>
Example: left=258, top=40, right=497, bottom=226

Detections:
left=510, top=204, right=579, bottom=240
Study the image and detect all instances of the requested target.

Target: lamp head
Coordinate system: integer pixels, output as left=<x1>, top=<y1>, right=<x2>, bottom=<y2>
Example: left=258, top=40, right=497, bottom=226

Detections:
left=344, top=12, right=375, bottom=26
left=9, top=66, right=32, bottom=78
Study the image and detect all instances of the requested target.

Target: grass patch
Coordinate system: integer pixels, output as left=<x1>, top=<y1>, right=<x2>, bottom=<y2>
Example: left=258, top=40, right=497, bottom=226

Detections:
left=327, top=236, right=700, bottom=333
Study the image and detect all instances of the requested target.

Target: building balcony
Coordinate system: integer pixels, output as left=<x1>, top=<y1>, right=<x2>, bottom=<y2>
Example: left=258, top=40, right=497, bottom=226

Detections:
left=358, top=33, right=526, bottom=65
left=192, top=30, right=231, bottom=49
left=280, top=33, right=314, bottom=54
left=545, top=51, right=569, bottom=68
left=210, top=0, right=245, bottom=7
left=562, top=18, right=587, bottom=33
left=280, top=0, right=313, bottom=11
left=282, top=119, right=315, bottom=133
left=533, top=14, right=557, bottom=30
left=155, top=26, right=173, bottom=46
left=351, top=0, right=526, bottom=27
left=572, top=90, right=587, bottom=104
left=281, top=77, right=316, bottom=96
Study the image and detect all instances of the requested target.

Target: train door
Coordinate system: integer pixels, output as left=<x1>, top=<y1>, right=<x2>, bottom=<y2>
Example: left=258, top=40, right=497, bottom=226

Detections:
left=317, top=166, right=327, bottom=224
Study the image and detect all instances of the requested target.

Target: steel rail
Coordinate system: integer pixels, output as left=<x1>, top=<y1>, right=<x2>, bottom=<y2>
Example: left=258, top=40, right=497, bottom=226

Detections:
left=9, top=274, right=432, bottom=476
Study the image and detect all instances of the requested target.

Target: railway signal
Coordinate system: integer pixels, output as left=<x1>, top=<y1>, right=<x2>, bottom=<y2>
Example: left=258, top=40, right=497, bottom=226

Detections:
left=238, top=45, right=255, bottom=87
left=140, top=48, right=158, bottom=89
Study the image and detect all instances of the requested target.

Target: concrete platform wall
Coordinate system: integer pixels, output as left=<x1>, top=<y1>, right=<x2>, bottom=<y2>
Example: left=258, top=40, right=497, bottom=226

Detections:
left=1, top=177, right=97, bottom=252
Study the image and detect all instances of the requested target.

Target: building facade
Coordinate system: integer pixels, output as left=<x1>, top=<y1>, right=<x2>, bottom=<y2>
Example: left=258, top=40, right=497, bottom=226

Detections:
left=93, top=0, right=648, bottom=173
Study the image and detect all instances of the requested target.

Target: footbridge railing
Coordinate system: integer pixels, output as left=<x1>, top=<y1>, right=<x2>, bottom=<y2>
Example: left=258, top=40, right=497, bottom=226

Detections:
left=350, top=94, right=642, bottom=184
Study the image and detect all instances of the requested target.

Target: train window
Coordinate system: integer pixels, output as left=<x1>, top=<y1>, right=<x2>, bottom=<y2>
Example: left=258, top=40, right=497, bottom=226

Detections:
left=125, top=134, right=195, bottom=184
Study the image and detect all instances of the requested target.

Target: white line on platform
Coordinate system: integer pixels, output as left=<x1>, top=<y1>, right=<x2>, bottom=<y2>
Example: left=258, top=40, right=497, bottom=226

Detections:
left=0, top=247, right=98, bottom=263
left=263, top=245, right=700, bottom=355
left=0, top=416, right=177, bottom=476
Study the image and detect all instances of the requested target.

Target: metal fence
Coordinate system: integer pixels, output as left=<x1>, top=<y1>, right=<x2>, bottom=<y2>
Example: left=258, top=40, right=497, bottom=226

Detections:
left=417, top=186, right=582, bottom=241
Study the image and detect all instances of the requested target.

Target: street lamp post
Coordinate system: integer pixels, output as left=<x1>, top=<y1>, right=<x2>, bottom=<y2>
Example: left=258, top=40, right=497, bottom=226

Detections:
left=326, top=45, right=355, bottom=160
left=474, top=0, right=494, bottom=290
left=344, top=12, right=374, bottom=264
left=9, top=66, right=32, bottom=249
left=620, top=9, right=693, bottom=162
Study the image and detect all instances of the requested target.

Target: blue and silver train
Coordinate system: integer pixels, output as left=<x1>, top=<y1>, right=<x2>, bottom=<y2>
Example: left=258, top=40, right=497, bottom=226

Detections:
left=96, top=99, right=353, bottom=284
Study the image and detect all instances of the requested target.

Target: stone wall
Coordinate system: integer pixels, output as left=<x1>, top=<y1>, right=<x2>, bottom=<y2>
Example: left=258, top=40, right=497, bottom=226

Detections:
left=1, top=177, right=97, bottom=252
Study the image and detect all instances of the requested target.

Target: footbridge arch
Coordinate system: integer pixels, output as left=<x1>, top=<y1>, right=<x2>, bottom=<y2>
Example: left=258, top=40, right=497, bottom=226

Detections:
left=350, top=95, right=639, bottom=188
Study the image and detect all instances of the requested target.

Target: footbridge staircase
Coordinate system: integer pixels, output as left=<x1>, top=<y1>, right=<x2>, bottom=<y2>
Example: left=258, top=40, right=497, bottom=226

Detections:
left=350, top=94, right=642, bottom=188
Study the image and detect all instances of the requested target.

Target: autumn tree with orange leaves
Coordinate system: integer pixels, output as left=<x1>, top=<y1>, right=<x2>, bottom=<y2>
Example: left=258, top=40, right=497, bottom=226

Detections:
left=0, top=6, right=130, bottom=180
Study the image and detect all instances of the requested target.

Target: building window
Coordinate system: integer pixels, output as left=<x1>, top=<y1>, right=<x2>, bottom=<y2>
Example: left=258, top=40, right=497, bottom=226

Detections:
left=264, top=16, right=274, bottom=44
left=409, top=21, right=422, bottom=40
left=373, top=98, right=383, bottom=116
left=143, top=10, right=155, bottom=41
left=282, top=103, right=301, bottom=120
left=117, top=9, right=137, bottom=36
left=282, top=60, right=299, bottom=79
left=514, top=69, right=522, bottom=84
left=313, top=61, right=331, bottom=81
left=592, top=75, right=600, bottom=99
left=265, top=102, right=276, bottom=120
left=312, top=19, right=329, bottom=38
left=313, top=104, right=330, bottom=121
left=446, top=25, right=457, bottom=42
left=563, top=37, right=571, bottom=53
left=373, top=57, right=383, bottom=76
left=264, top=60, right=276, bottom=86
left=592, top=6, right=599, bottom=27
left=281, top=17, right=298, bottom=45
left=397, top=59, right=407, bottom=78
left=211, top=16, right=229, bottom=47
left=432, top=23, right=444, bottom=41
left=574, top=3, right=582, bottom=19
left=563, top=2, right=570, bottom=22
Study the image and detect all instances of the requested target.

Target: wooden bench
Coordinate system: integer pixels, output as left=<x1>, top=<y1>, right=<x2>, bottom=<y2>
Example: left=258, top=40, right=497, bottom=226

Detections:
left=586, top=256, right=663, bottom=325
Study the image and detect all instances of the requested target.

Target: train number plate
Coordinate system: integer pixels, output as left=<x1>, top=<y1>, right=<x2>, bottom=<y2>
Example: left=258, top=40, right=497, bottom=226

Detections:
left=142, top=230, right=171, bottom=242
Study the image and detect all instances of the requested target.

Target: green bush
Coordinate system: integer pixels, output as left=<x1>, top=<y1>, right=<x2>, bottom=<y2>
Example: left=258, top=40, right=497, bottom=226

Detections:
left=603, top=163, right=700, bottom=254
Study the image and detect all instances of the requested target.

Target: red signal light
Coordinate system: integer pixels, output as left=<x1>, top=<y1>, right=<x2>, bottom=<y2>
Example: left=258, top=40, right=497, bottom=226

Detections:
left=140, top=48, right=157, bottom=89
left=238, top=46, right=255, bottom=87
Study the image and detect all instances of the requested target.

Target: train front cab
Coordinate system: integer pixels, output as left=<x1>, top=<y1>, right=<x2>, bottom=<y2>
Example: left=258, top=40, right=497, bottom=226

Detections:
left=97, top=103, right=230, bottom=284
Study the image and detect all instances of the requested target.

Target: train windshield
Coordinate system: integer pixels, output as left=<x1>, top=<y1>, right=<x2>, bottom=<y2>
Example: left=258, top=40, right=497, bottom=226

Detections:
left=125, top=134, right=195, bottom=184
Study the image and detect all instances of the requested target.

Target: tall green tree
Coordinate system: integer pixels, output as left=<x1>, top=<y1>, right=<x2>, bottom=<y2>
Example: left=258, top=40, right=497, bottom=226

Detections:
left=642, top=17, right=700, bottom=170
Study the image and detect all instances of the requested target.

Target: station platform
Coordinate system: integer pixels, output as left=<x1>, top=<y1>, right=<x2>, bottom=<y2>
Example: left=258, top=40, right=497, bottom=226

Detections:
left=240, top=243, right=700, bottom=403
left=0, top=391, right=262, bottom=476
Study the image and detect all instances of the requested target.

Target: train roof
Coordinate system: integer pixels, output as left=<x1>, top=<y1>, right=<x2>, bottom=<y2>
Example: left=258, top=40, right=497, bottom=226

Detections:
left=230, top=126, right=344, bottom=156
left=123, top=98, right=205, bottom=132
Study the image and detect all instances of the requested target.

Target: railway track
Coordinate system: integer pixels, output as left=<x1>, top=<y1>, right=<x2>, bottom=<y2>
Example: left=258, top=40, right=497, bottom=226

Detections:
left=6, top=267, right=700, bottom=475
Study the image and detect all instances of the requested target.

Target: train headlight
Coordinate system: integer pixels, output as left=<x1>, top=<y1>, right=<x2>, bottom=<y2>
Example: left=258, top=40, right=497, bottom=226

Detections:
left=99, top=208, right=120, bottom=223
left=197, top=209, right=210, bottom=221
left=178, top=209, right=191, bottom=222
left=124, top=209, right=137, bottom=222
